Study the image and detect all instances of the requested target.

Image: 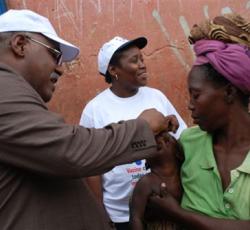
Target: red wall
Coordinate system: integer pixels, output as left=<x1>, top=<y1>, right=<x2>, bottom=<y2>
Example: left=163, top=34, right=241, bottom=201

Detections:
left=7, top=0, right=250, bottom=125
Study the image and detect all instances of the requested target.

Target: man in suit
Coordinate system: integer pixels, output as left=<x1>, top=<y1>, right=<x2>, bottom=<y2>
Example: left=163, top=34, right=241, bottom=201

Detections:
left=0, top=9, right=178, bottom=230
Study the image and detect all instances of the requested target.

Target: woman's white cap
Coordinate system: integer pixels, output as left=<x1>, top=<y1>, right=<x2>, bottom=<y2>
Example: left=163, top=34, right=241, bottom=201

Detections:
left=98, top=36, right=147, bottom=75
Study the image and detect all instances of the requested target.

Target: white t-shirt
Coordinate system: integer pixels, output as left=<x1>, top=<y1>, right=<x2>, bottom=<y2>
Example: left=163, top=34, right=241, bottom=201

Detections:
left=79, top=86, right=187, bottom=223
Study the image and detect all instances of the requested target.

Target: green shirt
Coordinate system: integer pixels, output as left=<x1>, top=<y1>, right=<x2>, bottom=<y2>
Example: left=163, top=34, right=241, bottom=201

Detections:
left=179, top=126, right=250, bottom=220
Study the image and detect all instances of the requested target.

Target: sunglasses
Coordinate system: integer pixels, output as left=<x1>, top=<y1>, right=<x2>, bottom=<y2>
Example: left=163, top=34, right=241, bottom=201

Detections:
left=25, top=35, right=63, bottom=65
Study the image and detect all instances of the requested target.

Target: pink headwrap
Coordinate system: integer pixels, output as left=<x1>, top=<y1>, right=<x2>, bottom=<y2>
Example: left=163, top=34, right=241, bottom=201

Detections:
left=193, top=40, right=250, bottom=94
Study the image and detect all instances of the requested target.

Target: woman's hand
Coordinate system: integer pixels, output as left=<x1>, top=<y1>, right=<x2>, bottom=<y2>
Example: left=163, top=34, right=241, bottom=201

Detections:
left=144, top=182, right=181, bottom=222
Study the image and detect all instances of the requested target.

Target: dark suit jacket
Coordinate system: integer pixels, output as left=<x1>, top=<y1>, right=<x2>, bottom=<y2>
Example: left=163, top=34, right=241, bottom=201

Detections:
left=0, top=64, right=157, bottom=230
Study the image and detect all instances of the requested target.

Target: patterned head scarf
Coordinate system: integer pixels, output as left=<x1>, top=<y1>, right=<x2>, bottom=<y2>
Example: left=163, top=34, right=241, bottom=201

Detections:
left=189, top=13, right=250, bottom=95
left=189, top=13, right=250, bottom=47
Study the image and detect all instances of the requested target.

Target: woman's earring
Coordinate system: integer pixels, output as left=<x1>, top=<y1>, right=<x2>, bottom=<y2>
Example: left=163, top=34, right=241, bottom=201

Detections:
left=115, top=74, right=119, bottom=81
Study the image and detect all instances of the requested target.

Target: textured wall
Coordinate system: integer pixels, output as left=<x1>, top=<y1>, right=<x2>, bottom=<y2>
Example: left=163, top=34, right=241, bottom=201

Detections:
left=7, top=0, right=250, bottom=125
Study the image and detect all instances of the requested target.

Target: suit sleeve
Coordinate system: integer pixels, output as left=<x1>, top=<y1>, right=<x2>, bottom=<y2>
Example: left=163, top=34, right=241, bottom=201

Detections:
left=0, top=75, right=157, bottom=178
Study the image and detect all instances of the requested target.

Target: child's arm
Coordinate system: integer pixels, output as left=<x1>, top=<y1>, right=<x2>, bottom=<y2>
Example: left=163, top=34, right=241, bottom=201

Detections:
left=129, top=175, right=154, bottom=230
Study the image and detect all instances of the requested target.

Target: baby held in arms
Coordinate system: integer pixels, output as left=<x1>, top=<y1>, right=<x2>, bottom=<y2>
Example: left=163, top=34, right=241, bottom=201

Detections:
left=129, top=132, right=183, bottom=230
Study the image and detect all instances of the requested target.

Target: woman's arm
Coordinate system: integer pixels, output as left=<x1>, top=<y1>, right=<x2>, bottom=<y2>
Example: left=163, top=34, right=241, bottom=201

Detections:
left=175, top=208, right=250, bottom=230
left=148, top=183, right=250, bottom=230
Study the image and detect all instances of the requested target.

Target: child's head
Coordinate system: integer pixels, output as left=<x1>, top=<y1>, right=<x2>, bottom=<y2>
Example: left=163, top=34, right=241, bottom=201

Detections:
left=146, top=132, right=183, bottom=169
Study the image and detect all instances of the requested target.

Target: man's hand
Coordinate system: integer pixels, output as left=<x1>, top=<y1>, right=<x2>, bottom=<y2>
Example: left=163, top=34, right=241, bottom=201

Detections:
left=165, top=115, right=179, bottom=133
left=138, top=109, right=179, bottom=135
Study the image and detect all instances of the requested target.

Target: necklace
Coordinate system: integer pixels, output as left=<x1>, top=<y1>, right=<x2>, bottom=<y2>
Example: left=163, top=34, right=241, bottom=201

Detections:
left=151, top=169, right=166, bottom=181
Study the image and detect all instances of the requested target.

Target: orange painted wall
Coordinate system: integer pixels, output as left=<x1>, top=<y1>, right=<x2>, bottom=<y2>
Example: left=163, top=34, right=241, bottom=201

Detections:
left=7, top=0, right=250, bottom=125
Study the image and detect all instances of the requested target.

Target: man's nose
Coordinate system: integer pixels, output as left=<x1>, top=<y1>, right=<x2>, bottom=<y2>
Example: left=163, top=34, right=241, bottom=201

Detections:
left=50, top=66, right=64, bottom=83
left=55, top=65, right=64, bottom=76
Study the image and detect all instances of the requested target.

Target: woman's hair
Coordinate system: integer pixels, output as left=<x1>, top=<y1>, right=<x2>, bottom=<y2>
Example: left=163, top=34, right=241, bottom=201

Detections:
left=200, top=63, right=230, bottom=87
left=104, top=44, right=134, bottom=84
left=200, top=63, right=249, bottom=107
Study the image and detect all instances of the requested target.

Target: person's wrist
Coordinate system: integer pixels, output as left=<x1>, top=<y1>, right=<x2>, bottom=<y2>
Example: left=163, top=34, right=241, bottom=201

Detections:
left=138, top=117, right=157, bottom=135
left=168, top=205, right=186, bottom=223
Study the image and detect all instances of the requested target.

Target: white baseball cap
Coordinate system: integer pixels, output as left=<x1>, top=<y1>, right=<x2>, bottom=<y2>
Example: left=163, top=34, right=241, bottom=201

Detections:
left=98, top=36, right=147, bottom=75
left=0, top=9, right=79, bottom=62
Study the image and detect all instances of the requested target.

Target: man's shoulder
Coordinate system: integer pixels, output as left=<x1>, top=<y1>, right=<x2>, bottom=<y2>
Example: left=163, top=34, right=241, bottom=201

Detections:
left=0, top=63, right=21, bottom=83
left=0, top=63, right=43, bottom=103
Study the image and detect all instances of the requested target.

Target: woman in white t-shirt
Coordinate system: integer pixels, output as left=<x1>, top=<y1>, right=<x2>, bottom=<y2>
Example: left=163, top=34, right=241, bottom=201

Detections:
left=79, top=36, right=187, bottom=230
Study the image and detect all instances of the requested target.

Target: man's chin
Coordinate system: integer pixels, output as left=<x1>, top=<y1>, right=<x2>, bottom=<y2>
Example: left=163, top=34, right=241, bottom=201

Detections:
left=43, top=92, right=53, bottom=103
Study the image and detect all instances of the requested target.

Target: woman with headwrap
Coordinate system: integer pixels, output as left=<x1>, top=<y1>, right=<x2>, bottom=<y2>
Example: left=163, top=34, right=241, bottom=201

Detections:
left=145, top=13, right=250, bottom=229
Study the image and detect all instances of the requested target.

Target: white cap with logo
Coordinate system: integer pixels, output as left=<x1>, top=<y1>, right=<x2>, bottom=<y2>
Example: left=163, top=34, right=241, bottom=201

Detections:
left=98, top=36, right=147, bottom=75
left=0, top=9, right=79, bottom=62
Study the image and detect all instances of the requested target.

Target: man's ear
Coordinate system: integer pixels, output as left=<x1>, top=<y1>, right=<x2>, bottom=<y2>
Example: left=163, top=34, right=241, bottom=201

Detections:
left=9, top=33, right=27, bottom=57
left=224, top=84, right=237, bottom=104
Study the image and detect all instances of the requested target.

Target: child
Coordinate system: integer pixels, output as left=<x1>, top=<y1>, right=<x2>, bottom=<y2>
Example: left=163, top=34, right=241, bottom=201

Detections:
left=129, top=132, right=183, bottom=230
